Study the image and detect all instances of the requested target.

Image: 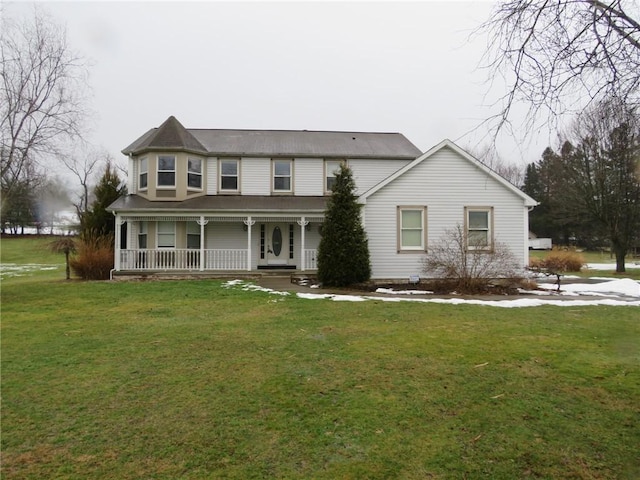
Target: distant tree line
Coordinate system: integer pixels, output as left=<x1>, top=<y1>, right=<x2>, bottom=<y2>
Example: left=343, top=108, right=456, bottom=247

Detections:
left=523, top=98, right=640, bottom=272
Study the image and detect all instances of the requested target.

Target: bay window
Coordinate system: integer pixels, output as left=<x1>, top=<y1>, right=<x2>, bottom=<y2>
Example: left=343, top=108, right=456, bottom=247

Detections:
left=187, top=157, right=202, bottom=189
left=157, top=155, right=176, bottom=187
left=139, top=157, right=148, bottom=190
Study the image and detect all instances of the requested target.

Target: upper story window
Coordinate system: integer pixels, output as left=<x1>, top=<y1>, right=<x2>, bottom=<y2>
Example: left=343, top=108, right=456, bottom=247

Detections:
left=157, top=155, right=176, bottom=188
left=220, top=159, right=239, bottom=192
left=187, top=157, right=202, bottom=189
left=325, top=160, right=343, bottom=193
left=398, top=206, right=427, bottom=252
left=273, top=159, right=292, bottom=192
left=139, top=157, right=148, bottom=190
left=466, top=207, right=493, bottom=251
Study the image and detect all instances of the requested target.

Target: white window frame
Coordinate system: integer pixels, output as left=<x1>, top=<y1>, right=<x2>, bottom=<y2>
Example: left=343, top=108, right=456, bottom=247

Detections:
left=187, top=157, right=203, bottom=190
left=138, top=221, right=148, bottom=249
left=465, top=207, right=493, bottom=251
left=219, top=158, right=240, bottom=192
left=325, top=160, right=344, bottom=194
left=397, top=206, right=427, bottom=252
left=157, top=155, right=176, bottom=188
left=186, top=222, right=201, bottom=249
left=272, top=159, right=293, bottom=193
left=157, top=221, right=176, bottom=249
left=139, top=157, right=148, bottom=191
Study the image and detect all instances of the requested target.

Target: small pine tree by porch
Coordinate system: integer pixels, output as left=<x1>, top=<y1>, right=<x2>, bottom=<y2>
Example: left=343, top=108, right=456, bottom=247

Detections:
left=317, top=163, right=371, bottom=287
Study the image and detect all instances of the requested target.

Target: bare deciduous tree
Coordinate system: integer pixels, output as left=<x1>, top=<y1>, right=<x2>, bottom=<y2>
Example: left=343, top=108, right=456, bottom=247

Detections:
left=472, top=143, right=526, bottom=187
left=1, top=7, right=89, bottom=198
left=60, top=146, right=108, bottom=220
left=422, top=224, right=524, bottom=293
left=563, top=97, right=640, bottom=272
left=479, top=0, right=640, bottom=136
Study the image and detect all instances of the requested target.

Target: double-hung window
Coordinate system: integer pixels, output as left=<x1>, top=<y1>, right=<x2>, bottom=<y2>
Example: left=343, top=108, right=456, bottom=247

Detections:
left=273, top=159, right=292, bottom=192
left=187, top=157, right=202, bottom=189
left=187, top=222, right=201, bottom=249
left=220, top=159, right=239, bottom=192
left=157, top=155, right=176, bottom=187
left=138, top=221, right=148, bottom=248
left=466, top=207, right=493, bottom=251
left=325, top=160, right=343, bottom=193
left=398, top=207, right=427, bottom=252
left=139, top=157, right=148, bottom=190
left=157, top=221, right=175, bottom=248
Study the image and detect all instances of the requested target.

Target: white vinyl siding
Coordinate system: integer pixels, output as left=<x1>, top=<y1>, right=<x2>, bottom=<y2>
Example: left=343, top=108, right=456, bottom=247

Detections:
left=364, top=146, right=529, bottom=279
left=241, top=158, right=270, bottom=195
left=206, top=157, right=217, bottom=195
left=294, top=158, right=323, bottom=196
left=128, top=157, right=137, bottom=193
left=350, top=158, right=411, bottom=195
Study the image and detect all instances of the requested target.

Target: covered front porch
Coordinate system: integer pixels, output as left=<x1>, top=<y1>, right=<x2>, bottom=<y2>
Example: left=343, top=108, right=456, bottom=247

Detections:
left=113, top=214, right=324, bottom=273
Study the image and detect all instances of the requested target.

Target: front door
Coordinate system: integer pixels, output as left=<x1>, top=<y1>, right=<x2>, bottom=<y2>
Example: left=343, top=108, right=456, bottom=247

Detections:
left=267, top=224, right=288, bottom=265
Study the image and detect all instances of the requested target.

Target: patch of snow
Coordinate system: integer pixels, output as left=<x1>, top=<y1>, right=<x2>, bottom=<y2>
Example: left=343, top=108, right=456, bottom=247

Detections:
left=222, top=280, right=289, bottom=296
left=223, top=278, right=640, bottom=308
left=585, top=262, right=640, bottom=270
left=1, top=263, right=61, bottom=278
left=295, top=293, right=639, bottom=307
left=375, top=288, right=434, bottom=295
left=538, top=278, right=639, bottom=298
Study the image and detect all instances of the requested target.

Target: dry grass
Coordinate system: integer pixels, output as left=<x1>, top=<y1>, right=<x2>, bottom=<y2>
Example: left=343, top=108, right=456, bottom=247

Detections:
left=530, top=249, right=586, bottom=272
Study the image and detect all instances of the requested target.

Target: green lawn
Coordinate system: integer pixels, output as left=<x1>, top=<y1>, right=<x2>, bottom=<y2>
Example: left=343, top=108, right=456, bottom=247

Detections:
left=2, top=237, right=640, bottom=479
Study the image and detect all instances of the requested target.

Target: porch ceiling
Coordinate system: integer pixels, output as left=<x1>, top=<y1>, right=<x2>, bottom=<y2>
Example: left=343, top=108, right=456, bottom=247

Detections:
left=109, top=194, right=328, bottom=215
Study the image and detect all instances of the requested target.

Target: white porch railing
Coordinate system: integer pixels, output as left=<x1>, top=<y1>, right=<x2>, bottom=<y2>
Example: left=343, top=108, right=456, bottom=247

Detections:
left=205, top=249, right=247, bottom=270
left=304, top=249, right=317, bottom=270
left=119, top=249, right=247, bottom=271
left=118, top=248, right=316, bottom=272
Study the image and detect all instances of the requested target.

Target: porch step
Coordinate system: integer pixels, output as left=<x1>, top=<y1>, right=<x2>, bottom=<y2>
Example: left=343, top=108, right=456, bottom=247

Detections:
left=257, top=264, right=296, bottom=270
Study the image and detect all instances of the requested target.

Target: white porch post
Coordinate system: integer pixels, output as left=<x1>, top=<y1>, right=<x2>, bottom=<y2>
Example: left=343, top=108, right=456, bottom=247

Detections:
left=244, top=216, right=255, bottom=271
left=114, top=214, right=122, bottom=271
left=297, top=216, right=309, bottom=271
left=197, top=216, right=208, bottom=271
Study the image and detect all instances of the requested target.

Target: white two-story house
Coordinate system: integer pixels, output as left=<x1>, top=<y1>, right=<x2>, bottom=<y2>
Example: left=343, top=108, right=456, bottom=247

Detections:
left=108, top=116, right=537, bottom=279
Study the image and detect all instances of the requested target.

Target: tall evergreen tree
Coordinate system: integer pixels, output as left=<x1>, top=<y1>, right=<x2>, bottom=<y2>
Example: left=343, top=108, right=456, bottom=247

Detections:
left=80, top=162, right=126, bottom=238
left=317, top=163, right=371, bottom=287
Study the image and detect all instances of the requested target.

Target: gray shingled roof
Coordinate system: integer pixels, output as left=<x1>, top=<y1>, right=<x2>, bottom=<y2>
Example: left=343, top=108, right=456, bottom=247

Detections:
left=123, top=116, right=422, bottom=159
left=109, top=194, right=328, bottom=213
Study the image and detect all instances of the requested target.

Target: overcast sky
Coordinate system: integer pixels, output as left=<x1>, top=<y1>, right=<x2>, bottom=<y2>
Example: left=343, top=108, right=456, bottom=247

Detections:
left=6, top=1, right=554, bottom=175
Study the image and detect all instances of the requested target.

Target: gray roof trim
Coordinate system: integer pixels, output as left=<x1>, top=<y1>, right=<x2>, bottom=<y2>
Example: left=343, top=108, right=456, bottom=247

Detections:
left=122, top=117, right=422, bottom=159
left=108, top=194, right=328, bottom=214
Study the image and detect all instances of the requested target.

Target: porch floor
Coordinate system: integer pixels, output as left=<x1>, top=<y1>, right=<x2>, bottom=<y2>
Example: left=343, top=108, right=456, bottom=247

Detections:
left=111, top=269, right=317, bottom=281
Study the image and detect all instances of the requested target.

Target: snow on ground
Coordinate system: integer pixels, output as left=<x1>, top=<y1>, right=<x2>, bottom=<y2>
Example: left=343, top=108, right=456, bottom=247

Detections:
left=0, top=263, right=61, bottom=279
left=536, top=278, right=639, bottom=298
left=586, top=262, right=640, bottom=270
left=223, top=278, right=640, bottom=308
